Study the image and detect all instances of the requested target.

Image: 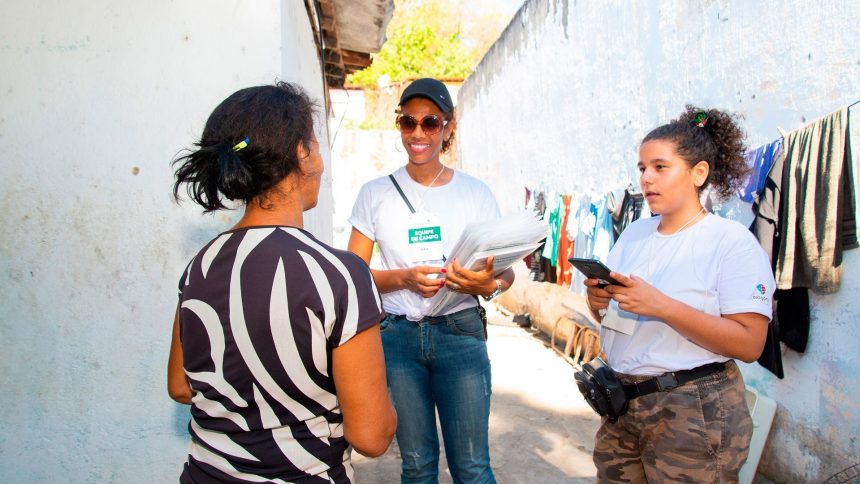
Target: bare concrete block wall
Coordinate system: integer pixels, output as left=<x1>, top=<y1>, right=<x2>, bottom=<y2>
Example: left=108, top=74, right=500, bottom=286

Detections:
left=455, top=0, right=860, bottom=481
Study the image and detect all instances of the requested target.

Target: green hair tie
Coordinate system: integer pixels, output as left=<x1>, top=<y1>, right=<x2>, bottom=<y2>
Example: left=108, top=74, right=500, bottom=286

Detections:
left=692, top=111, right=708, bottom=128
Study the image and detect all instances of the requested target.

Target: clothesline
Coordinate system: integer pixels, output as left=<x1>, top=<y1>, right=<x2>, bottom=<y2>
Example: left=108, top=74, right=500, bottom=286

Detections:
left=776, top=99, right=858, bottom=140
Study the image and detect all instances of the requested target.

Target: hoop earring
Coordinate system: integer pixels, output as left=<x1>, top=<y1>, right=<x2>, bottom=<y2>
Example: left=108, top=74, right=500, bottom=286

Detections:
left=393, top=136, right=404, bottom=153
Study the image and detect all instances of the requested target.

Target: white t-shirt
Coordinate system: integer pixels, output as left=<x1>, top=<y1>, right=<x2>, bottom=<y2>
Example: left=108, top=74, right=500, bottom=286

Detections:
left=601, top=214, right=775, bottom=375
left=349, top=166, right=501, bottom=320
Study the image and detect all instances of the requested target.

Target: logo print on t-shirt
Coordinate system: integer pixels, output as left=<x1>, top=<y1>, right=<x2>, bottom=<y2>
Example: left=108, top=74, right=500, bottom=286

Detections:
left=753, top=283, right=769, bottom=302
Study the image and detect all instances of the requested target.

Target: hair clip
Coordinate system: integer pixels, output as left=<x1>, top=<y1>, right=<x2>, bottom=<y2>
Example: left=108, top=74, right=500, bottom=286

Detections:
left=232, top=137, right=250, bottom=152
left=692, top=111, right=708, bottom=128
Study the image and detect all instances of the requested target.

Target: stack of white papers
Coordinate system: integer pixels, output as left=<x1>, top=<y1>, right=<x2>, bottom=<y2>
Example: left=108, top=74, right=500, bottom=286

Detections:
left=427, top=211, right=547, bottom=314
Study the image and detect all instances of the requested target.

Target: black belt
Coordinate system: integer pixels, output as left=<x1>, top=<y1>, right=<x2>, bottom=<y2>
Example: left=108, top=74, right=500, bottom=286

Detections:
left=622, top=362, right=727, bottom=400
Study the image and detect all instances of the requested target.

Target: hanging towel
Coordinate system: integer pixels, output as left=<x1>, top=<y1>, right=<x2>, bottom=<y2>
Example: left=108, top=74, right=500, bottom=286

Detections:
left=775, top=107, right=858, bottom=293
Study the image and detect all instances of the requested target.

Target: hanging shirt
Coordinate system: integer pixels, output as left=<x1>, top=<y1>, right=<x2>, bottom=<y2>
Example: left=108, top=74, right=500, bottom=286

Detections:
left=556, top=194, right=574, bottom=285
left=740, top=138, right=783, bottom=203
left=592, top=194, right=615, bottom=263
left=541, top=192, right=562, bottom=265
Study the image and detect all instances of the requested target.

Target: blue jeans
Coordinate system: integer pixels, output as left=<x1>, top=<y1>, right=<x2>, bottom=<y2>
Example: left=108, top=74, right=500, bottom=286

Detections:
left=380, top=307, right=496, bottom=484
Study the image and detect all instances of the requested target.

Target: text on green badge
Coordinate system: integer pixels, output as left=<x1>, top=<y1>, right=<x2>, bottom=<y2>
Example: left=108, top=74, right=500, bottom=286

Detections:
left=408, top=226, right=441, bottom=244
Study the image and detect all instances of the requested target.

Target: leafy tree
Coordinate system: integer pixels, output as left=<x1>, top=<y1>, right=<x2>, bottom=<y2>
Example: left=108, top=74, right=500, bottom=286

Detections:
left=347, top=0, right=477, bottom=87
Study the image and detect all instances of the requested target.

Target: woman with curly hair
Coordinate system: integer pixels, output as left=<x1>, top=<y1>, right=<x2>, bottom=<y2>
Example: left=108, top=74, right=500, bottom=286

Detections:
left=584, top=106, right=775, bottom=482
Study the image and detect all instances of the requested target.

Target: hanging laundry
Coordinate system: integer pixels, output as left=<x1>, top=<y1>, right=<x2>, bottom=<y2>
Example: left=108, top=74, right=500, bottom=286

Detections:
left=610, top=186, right=645, bottom=239
left=752, top=132, right=792, bottom=377
left=591, top=195, right=615, bottom=263
left=752, top=106, right=857, bottom=377
left=572, top=195, right=597, bottom=259
left=540, top=255, right=557, bottom=283
left=750, top=141, right=791, bottom=378
left=607, top=188, right=625, bottom=235
left=756, top=315, right=784, bottom=378
left=541, top=192, right=562, bottom=266
left=523, top=187, right=536, bottom=272
left=714, top=139, right=785, bottom=229
left=774, top=106, right=857, bottom=293
left=563, top=194, right=584, bottom=285
left=534, top=189, right=546, bottom=215
left=556, top=194, right=574, bottom=286
left=526, top=189, right=554, bottom=282
left=740, top=138, right=783, bottom=203
left=751, top=145, right=786, bottom=265
left=756, top=286, right=811, bottom=378
left=776, top=287, right=811, bottom=352
left=569, top=195, right=595, bottom=294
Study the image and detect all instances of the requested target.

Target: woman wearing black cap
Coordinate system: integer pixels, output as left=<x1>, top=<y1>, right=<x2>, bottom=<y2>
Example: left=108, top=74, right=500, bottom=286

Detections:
left=348, top=77, right=511, bottom=483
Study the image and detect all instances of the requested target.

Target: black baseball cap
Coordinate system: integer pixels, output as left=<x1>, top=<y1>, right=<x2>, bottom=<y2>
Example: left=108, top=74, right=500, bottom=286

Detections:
left=398, top=78, right=454, bottom=113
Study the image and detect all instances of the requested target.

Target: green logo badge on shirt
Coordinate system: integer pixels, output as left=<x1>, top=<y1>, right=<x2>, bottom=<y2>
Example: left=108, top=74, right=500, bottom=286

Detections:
left=408, top=226, right=441, bottom=244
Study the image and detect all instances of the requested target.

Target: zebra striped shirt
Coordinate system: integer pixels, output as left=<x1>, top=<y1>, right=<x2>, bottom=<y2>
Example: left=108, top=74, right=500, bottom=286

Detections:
left=176, top=226, right=384, bottom=483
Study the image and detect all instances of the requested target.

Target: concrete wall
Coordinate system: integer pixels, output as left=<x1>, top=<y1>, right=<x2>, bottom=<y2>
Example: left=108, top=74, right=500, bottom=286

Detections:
left=0, top=1, right=331, bottom=481
left=456, top=0, right=860, bottom=481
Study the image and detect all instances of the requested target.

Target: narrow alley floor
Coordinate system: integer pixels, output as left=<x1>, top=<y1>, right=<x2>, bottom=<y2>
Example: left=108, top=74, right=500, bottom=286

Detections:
left=352, top=303, right=601, bottom=483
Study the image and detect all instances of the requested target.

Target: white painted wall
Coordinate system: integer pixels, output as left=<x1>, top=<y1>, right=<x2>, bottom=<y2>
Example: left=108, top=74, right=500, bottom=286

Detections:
left=330, top=129, right=405, bottom=250
left=456, top=0, right=860, bottom=481
left=0, top=1, right=331, bottom=481
left=282, top=2, right=334, bottom=239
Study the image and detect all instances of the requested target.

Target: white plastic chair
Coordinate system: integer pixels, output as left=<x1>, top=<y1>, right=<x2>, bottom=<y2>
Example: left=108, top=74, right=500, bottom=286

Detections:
left=739, top=386, right=777, bottom=484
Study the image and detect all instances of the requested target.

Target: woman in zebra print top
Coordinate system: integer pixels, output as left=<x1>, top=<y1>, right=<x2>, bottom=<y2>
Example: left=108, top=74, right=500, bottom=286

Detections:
left=168, top=82, right=396, bottom=483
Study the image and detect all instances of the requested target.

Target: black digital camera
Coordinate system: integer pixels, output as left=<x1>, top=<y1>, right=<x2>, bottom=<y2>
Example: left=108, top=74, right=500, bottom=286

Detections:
left=574, top=356, right=629, bottom=422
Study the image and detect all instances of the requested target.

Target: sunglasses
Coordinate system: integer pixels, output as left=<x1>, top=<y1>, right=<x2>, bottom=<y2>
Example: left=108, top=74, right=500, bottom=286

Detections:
left=395, top=114, right=448, bottom=135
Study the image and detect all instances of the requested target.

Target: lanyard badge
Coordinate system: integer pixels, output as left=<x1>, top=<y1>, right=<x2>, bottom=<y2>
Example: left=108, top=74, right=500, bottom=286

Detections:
left=406, top=212, right=444, bottom=264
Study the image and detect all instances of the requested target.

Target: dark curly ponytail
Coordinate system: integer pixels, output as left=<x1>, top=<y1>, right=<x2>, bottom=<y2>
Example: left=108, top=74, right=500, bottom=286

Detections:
left=642, top=105, right=749, bottom=199
left=172, top=82, right=317, bottom=212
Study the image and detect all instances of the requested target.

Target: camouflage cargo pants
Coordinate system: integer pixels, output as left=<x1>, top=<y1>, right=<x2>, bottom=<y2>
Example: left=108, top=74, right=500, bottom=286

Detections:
left=593, top=360, right=752, bottom=483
